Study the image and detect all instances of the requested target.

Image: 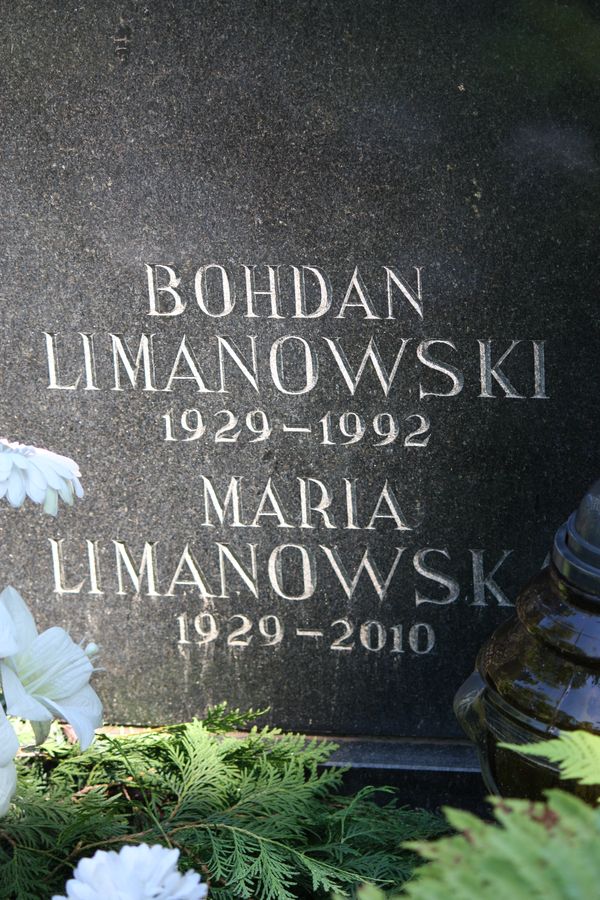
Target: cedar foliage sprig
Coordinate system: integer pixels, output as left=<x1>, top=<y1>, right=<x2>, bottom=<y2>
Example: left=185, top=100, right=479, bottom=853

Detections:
left=0, top=706, right=444, bottom=899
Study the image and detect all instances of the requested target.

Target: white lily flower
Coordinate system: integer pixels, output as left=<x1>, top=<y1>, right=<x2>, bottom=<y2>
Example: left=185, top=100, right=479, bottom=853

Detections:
left=0, top=587, right=102, bottom=749
left=0, top=439, right=83, bottom=516
left=51, top=844, right=209, bottom=900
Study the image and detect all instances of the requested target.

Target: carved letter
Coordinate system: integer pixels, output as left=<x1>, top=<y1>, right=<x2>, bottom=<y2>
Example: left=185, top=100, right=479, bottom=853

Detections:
left=164, top=336, right=214, bottom=392
left=146, top=264, right=185, bottom=316
left=86, top=539, right=103, bottom=595
left=111, top=334, right=157, bottom=391
left=113, top=541, right=160, bottom=596
left=195, top=264, right=235, bottom=316
left=470, top=549, right=513, bottom=606
left=298, top=478, right=336, bottom=528
left=292, top=266, right=331, bottom=318
left=243, top=265, right=283, bottom=318
left=366, top=481, right=412, bottom=530
left=166, top=544, right=215, bottom=597
left=268, top=544, right=316, bottom=600
left=336, top=267, right=379, bottom=319
left=216, top=543, right=258, bottom=598
left=44, top=332, right=81, bottom=390
left=478, top=340, right=524, bottom=398
left=270, top=335, right=318, bottom=395
left=414, top=548, right=459, bottom=605
left=49, top=539, right=85, bottom=594
left=325, top=337, right=410, bottom=396
left=217, top=336, right=259, bottom=393
left=418, top=340, right=464, bottom=398
left=201, top=476, right=245, bottom=526
left=385, top=266, right=423, bottom=319
left=251, top=479, right=293, bottom=528
left=321, top=545, right=404, bottom=600
left=532, top=340, right=548, bottom=399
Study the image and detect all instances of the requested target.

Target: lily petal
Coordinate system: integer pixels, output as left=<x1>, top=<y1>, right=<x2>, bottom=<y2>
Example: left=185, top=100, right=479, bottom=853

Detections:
left=0, top=762, right=17, bottom=816
left=0, top=706, right=19, bottom=766
left=0, top=603, right=19, bottom=657
left=42, top=684, right=103, bottom=750
left=1, top=662, right=52, bottom=722
left=0, top=586, right=38, bottom=649
left=31, top=719, right=51, bottom=745
left=17, top=628, right=93, bottom=698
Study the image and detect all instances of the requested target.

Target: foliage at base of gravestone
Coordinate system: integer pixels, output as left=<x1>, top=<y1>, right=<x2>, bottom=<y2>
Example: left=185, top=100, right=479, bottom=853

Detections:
left=353, top=731, right=600, bottom=900
left=0, top=706, right=445, bottom=900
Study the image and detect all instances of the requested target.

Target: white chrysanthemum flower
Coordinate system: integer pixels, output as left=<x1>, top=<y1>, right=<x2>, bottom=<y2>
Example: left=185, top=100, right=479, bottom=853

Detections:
left=0, top=439, right=83, bottom=516
left=51, top=844, right=209, bottom=900
left=0, top=587, right=102, bottom=748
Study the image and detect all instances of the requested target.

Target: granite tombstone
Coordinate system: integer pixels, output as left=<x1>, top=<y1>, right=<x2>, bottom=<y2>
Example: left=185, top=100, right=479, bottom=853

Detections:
left=1, top=0, right=599, bottom=803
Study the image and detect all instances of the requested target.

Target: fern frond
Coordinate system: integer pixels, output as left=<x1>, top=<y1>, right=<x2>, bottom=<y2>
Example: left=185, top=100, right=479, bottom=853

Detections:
left=403, top=790, right=600, bottom=900
left=502, top=730, right=600, bottom=786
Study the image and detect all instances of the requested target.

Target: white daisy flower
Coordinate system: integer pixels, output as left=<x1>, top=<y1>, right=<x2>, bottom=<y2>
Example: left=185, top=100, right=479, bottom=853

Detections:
left=0, top=439, right=83, bottom=516
left=52, top=844, right=209, bottom=900
left=0, top=587, right=102, bottom=748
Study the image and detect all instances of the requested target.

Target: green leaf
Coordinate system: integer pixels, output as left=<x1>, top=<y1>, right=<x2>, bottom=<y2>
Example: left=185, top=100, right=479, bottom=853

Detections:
left=403, top=791, right=600, bottom=900
left=501, top=731, right=600, bottom=786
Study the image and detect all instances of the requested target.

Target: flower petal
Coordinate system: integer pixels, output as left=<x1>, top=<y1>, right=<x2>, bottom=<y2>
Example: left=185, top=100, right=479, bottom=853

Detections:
left=0, top=455, right=14, bottom=480
left=43, top=487, right=59, bottom=516
left=57, top=478, right=74, bottom=505
left=28, top=458, right=65, bottom=491
left=1, top=662, right=52, bottom=722
left=24, top=464, right=48, bottom=504
left=34, top=448, right=81, bottom=480
left=0, top=586, right=38, bottom=649
left=31, top=719, right=52, bottom=745
left=42, top=684, right=103, bottom=750
left=6, top=468, right=26, bottom=507
left=0, top=762, right=17, bottom=817
left=0, top=603, right=19, bottom=657
left=51, top=844, right=207, bottom=898
left=17, top=627, right=93, bottom=698
left=0, top=706, right=19, bottom=766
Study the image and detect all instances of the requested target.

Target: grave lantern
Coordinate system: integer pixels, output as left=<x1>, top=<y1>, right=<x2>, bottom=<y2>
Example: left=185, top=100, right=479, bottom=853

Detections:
left=455, top=479, right=600, bottom=801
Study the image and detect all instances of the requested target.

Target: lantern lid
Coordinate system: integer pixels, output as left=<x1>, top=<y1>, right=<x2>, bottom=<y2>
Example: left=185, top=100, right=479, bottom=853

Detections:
left=552, top=479, right=600, bottom=596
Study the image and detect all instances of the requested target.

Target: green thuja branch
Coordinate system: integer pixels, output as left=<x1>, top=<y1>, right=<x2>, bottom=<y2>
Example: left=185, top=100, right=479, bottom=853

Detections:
left=0, top=711, right=444, bottom=899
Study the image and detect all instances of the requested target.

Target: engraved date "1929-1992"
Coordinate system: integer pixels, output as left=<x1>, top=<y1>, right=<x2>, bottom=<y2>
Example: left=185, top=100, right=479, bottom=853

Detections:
left=161, top=408, right=431, bottom=447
